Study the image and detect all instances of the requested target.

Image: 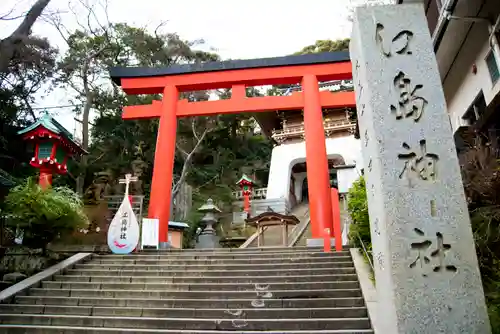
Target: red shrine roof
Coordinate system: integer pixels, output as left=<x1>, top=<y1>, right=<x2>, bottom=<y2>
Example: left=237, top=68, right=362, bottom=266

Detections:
left=18, top=114, right=87, bottom=155
left=236, top=174, right=255, bottom=186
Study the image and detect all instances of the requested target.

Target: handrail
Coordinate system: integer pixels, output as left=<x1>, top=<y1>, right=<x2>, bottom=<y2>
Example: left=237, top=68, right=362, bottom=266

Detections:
left=356, top=232, right=374, bottom=272
left=239, top=226, right=269, bottom=248
left=287, top=209, right=310, bottom=247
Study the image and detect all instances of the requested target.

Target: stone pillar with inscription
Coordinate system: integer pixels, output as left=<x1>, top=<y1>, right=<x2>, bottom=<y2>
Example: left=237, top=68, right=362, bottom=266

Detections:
left=350, top=4, right=490, bottom=333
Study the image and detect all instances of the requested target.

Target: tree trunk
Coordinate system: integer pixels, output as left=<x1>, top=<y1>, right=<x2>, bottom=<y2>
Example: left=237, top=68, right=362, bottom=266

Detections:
left=76, top=92, right=92, bottom=195
left=0, top=0, right=51, bottom=73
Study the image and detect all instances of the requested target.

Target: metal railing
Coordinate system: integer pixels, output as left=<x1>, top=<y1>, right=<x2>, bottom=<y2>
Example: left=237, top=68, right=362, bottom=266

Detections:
left=287, top=208, right=310, bottom=247
left=356, top=232, right=374, bottom=272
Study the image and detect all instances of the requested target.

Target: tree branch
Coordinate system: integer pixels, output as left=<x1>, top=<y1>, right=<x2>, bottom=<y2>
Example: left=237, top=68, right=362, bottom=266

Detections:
left=0, top=0, right=52, bottom=73
left=171, top=125, right=211, bottom=200
left=9, top=0, right=51, bottom=38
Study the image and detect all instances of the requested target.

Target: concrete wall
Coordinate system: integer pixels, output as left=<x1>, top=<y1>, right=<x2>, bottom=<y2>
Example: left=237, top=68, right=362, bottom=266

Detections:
left=337, top=167, right=360, bottom=193
left=266, top=135, right=363, bottom=201
left=443, top=21, right=500, bottom=132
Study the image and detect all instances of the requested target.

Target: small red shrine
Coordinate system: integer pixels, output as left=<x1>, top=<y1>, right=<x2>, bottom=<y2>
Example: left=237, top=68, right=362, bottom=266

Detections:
left=236, top=174, right=255, bottom=216
left=18, top=113, right=87, bottom=188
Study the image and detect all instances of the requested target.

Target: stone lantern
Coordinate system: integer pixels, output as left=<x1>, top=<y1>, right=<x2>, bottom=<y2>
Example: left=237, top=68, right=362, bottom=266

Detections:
left=236, top=174, right=255, bottom=216
left=195, top=198, right=222, bottom=249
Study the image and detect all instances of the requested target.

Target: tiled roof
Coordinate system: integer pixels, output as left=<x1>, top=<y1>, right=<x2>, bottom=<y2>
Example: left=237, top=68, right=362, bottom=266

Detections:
left=17, top=113, right=85, bottom=152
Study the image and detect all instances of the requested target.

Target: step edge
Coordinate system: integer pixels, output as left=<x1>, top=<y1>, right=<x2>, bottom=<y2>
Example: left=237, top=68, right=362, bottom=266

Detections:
left=0, top=324, right=374, bottom=333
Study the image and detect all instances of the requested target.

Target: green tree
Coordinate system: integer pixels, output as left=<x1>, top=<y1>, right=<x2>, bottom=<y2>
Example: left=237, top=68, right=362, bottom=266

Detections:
left=0, top=1, right=59, bottom=188
left=0, top=0, right=52, bottom=74
left=295, top=39, right=350, bottom=54
left=4, top=178, right=89, bottom=252
left=51, top=10, right=220, bottom=194
left=347, top=176, right=370, bottom=250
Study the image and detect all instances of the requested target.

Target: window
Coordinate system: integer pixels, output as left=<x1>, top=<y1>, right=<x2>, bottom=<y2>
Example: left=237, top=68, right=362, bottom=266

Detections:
left=37, top=142, right=53, bottom=159
left=425, top=0, right=442, bottom=36
left=486, top=50, right=500, bottom=85
left=462, top=92, right=487, bottom=127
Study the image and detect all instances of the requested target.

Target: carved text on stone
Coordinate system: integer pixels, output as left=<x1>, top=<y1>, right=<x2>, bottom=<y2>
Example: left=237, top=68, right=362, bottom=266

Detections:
left=409, top=228, right=457, bottom=277
left=398, top=139, right=438, bottom=183
left=375, top=23, right=414, bottom=57
left=390, top=71, right=427, bottom=122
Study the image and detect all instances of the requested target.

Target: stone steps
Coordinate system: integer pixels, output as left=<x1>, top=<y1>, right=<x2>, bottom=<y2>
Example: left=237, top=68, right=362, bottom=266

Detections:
left=0, top=314, right=371, bottom=331
left=97, top=250, right=349, bottom=260
left=73, top=261, right=354, bottom=270
left=40, top=281, right=360, bottom=291
left=52, top=273, right=359, bottom=283
left=0, top=304, right=368, bottom=318
left=65, top=267, right=356, bottom=276
left=0, top=248, right=372, bottom=332
left=0, top=325, right=374, bottom=333
left=27, top=288, right=363, bottom=299
left=14, top=296, right=367, bottom=308
left=90, top=255, right=352, bottom=264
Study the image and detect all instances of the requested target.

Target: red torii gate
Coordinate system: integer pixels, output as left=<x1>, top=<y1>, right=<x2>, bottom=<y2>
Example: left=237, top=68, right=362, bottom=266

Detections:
left=110, top=52, right=355, bottom=248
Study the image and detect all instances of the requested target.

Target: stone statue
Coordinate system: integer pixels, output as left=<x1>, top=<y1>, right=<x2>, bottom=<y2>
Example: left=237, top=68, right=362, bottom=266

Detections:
left=130, top=159, right=148, bottom=195
left=84, top=171, right=112, bottom=203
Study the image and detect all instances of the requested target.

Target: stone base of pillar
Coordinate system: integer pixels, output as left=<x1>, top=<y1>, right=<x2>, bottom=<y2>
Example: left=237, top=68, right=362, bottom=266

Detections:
left=306, top=238, right=337, bottom=248
left=158, top=241, right=171, bottom=249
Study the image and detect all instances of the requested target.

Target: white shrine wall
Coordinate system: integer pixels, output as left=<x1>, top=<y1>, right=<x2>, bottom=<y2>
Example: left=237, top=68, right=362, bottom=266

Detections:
left=442, top=18, right=500, bottom=132
left=266, top=135, right=363, bottom=202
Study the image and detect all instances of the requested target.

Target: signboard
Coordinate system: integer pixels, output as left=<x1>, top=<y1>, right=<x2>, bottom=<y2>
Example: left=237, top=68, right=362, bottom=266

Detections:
left=141, top=218, right=159, bottom=249
left=107, top=196, right=139, bottom=254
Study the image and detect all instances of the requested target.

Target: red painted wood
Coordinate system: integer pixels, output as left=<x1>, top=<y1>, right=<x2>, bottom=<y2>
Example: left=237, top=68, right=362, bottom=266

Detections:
left=121, top=61, right=352, bottom=94
left=123, top=91, right=355, bottom=119
left=148, top=86, right=179, bottom=244
left=302, top=74, right=333, bottom=239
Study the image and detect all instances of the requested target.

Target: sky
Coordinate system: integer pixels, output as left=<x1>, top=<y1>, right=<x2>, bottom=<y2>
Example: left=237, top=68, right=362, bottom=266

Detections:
left=1, top=0, right=357, bottom=140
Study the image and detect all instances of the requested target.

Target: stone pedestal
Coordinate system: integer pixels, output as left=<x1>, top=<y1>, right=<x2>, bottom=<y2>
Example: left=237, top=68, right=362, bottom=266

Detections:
left=306, top=238, right=335, bottom=248
left=196, top=233, right=220, bottom=249
left=350, top=4, right=490, bottom=333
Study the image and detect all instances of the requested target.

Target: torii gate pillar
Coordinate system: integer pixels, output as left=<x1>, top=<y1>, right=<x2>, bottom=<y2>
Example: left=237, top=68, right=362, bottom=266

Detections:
left=148, top=86, right=178, bottom=248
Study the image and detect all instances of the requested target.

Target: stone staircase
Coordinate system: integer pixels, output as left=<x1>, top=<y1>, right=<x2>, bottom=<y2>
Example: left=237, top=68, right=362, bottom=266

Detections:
left=0, top=247, right=373, bottom=333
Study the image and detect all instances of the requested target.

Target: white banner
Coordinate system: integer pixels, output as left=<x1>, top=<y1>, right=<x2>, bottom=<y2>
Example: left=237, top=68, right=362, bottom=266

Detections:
left=107, top=196, right=139, bottom=254
left=141, top=218, right=159, bottom=249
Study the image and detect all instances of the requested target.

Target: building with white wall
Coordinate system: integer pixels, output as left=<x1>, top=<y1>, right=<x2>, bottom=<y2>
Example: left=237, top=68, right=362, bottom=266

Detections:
left=398, top=0, right=500, bottom=146
left=232, top=81, right=361, bottom=214
left=259, top=82, right=361, bottom=208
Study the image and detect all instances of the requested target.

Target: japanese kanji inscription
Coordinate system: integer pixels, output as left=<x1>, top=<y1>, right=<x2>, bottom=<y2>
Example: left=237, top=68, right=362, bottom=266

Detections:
left=409, top=228, right=457, bottom=277
left=375, top=23, right=414, bottom=57
left=390, top=71, right=428, bottom=122
left=351, top=4, right=490, bottom=332
left=398, top=140, right=438, bottom=183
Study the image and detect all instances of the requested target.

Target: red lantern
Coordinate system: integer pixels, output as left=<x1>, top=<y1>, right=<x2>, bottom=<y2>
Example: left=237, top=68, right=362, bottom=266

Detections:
left=18, top=114, right=87, bottom=188
left=236, top=174, right=255, bottom=216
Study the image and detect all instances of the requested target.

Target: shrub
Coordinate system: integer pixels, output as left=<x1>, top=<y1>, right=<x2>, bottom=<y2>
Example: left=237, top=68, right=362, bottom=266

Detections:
left=3, top=178, right=89, bottom=251
left=347, top=176, right=371, bottom=249
left=459, top=131, right=500, bottom=332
